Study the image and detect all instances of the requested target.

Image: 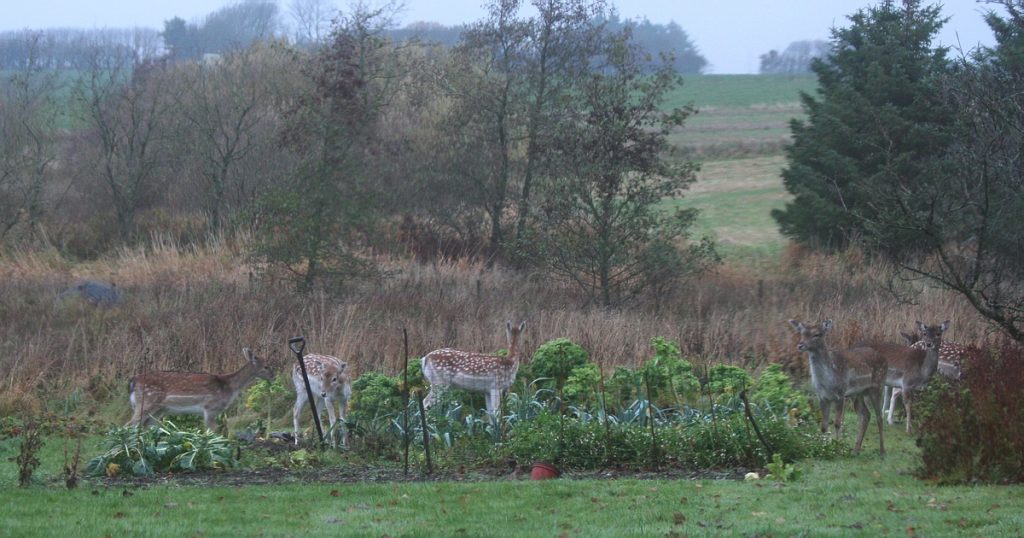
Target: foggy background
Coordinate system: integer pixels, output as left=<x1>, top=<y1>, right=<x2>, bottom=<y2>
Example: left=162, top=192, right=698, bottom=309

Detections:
left=1, top=0, right=998, bottom=73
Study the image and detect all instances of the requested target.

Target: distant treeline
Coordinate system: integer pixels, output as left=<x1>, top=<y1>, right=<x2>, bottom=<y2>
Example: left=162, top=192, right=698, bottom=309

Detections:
left=0, top=28, right=162, bottom=69
left=389, top=14, right=708, bottom=74
left=1, top=4, right=707, bottom=74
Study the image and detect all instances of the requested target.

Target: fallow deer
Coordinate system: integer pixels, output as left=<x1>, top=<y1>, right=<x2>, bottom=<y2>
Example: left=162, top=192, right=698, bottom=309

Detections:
left=127, top=348, right=274, bottom=430
left=884, top=323, right=963, bottom=426
left=422, top=320, right=527, bottom=415
left=292, top=354, right=352, bottom=447
left=788, top=319, right=887, bottom=456
left=866, top=321, right=948, bottom=433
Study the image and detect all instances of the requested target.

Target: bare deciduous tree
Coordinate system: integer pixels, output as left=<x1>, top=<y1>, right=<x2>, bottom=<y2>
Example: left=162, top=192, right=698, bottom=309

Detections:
left=72, top=50, right=173, bottom=241
left=0, top=32, right=62, bottom=243
left=290, top=0, right=337, bottom=46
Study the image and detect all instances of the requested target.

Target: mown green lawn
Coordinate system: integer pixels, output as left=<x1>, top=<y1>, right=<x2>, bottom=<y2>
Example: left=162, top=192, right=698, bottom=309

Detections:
left=2, top=427, right=1022, bottom=537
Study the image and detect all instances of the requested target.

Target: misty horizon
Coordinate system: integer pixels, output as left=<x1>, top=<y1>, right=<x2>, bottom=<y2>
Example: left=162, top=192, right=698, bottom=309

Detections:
left=0, top=0, right=1000, bottom=74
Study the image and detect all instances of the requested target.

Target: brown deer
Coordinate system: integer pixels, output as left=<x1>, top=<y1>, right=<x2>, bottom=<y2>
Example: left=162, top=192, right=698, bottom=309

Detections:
left=127, top=348, right=274, bottom=430
left=883, top=322, right=959, bottom=427
left=292, top=354, right=352, bottom=447
left=422, top=321, right=527, bottom=415
left=788, top=319, right=887, bottom=456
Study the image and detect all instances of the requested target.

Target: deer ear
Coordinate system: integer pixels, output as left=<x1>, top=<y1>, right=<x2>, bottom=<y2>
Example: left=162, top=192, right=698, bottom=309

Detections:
left=941, top=320, right=951, bottom=332
left=822, top=319, right=833, bottom=332
left=338, top=362, right=348, bottom=373
left=518, top=321, right=526, bottom=332
left=242, top=347, right=253, bottom=361
left=506, top=320, right=512, bottom=332
left=900, top=332, right=915, bottom=345
left=916, top=320, right=926, bottom=332
left=787, top=319, right=802, bottom=332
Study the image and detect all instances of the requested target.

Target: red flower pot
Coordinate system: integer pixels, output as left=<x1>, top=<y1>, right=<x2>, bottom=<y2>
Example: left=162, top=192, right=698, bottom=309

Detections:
left=530, top=461, right=561, bottom=480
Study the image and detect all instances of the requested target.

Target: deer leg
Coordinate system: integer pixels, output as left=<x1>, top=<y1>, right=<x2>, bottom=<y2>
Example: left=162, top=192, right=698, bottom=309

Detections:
left=852, top=396, right=870, bottom=454
left=423, top=387, right=437, bottom=410
left=870, top=389, right=885, bottom=457
left=819, top=397, right=831, bottom=435
left=834, top=398, right=846, bottom=439
left=903, top=388, right=913, bottom=433
left=324, top=396, right=338, bottom=448
left=293, top=392, right=308, bottom=445
left=203, top=409, right=218, bottom=432
left=486, top=389, right=501, bottom=416
left=337, top=397, right=348, bottom=448
left=887, top=387, right=901, bottom=425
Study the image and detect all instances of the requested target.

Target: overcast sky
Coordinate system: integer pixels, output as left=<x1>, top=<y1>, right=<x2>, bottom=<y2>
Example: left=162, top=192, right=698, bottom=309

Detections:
left=1, top=0, right=1000, bottom=73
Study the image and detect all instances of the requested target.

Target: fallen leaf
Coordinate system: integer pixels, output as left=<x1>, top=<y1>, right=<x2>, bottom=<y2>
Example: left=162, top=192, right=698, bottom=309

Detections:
left=164, top=502, right=178, bottom=509
left=113, top=512, right=126, bottom=519
left=330, top=490, right=340, bottom=497
left=906, top=526, right=916, bottom=537
left=776, top=517, right=785, bottom=524
left=673, top=512, right=686, bottom=525
left=886, top=500, right=900, bottom=513
left=752, top=512, right=767, bottom=517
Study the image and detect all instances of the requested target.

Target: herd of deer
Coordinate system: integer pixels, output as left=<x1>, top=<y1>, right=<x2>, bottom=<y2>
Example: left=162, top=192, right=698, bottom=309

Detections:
left=124, top=318, right=967, bottom=457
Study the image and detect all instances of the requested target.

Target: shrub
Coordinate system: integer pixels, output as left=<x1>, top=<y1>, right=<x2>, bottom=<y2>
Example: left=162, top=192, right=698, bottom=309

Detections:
left=604, top=366, right=641, bottom=408
left=505, top=408, right=843, bottom=471
left=706, top=364, right=754, bottom=398
left=86, top=421, right=236, bottom=477
left=564, top=363, right=601, bottom=407
left=638, top=337, right=701, bottom=407
left=917, top=342, right=1024, bottom=484
left=348, top=372, right=404, bottom=426
left=751, top=363, right=809, bottom=418
left=531, top=338, right=589, bottom=390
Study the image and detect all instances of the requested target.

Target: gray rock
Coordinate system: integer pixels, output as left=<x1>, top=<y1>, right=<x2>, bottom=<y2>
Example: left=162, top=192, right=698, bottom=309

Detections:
left=58, top=280, right=122, bottom=307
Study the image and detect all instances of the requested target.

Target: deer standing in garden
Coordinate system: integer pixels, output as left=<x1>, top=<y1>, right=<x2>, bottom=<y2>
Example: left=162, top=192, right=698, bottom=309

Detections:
left=422, top=321, right=527, bottom=415
left=788, top=319, right=887, bottom=456
left=859, top=320, right=948, bottom=433
left=884, top=323, right=963, bottom=426
left=292, top=354, right=352, bottom=447
left=127, top=348, right=274, bottom=430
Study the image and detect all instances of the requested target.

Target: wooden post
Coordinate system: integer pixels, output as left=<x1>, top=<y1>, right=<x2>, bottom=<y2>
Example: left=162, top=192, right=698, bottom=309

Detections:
left=403, top=328, right=410, bottom=477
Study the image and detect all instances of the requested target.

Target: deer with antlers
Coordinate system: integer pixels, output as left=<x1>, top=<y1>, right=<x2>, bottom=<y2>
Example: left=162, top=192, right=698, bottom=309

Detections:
left=422, top=321, right=527, bottom=415
left=788, top=319, right=887, bottom=456
left=292, top=354, right=352, bottom=447
left=127, top=348, right=274, bottom=430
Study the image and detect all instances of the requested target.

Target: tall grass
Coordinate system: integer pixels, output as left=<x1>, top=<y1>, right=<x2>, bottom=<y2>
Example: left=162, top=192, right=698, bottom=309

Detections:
left=0, top=236, right=993, bottom=417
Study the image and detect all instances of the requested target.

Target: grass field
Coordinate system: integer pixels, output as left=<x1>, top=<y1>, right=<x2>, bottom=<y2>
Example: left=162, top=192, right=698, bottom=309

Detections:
left=663, top=155, right=790, bottom=263
left=3, top=428, right=1022, bottom=536
left=665, top=74, right=816, bottom=158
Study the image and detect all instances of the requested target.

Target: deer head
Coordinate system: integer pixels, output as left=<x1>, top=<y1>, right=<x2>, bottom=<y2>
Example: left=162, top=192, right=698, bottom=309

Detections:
left=506, top=320, right=527, bottom=361
left=242, top=347, right=275, bottom=382
left=788, top=318, right=833, bottom=353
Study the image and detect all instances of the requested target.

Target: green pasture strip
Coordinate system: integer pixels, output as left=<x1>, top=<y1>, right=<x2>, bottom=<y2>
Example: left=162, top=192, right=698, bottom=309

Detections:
left=668, top=155, right=790, bottom=262
left=669, top=74, right=818, bottom=109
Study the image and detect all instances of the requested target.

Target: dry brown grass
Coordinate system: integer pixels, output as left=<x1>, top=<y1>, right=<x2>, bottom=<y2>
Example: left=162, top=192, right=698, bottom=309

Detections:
left=0, top=237, right=998, bottom=416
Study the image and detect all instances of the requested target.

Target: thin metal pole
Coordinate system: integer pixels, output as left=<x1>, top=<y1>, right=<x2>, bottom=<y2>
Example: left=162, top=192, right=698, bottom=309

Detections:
left=289, top=336, right=324, bottom=447
left=416, top=389, right=433, bottom=475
